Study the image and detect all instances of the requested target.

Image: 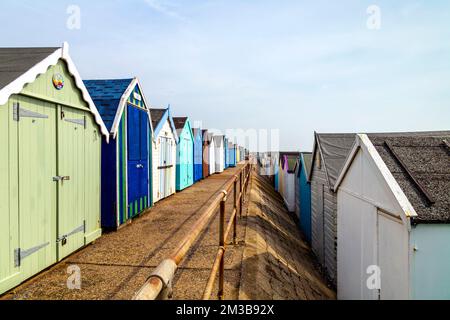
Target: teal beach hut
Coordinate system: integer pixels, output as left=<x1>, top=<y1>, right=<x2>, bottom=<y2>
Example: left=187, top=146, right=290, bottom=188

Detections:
left=174, top=117, right=194, bottom=191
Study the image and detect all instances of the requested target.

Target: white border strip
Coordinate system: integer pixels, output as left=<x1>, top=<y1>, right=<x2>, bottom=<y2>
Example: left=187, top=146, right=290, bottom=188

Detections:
left=0, top=42, right=109, bottom=141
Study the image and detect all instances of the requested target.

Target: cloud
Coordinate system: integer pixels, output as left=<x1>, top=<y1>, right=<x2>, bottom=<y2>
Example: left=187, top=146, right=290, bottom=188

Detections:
left=144, top=0, right=187, bottom=22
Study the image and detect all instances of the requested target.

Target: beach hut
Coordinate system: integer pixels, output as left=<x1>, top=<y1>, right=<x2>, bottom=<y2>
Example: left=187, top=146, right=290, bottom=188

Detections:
left=207, top=133, right=216, bottom=175
left=150, top=108, right=178, bottom=203
left=214, top=135, right=225, bottom=173
left=240, top=146, right=245, bottom=162
left=84, top=78, right=152, bottom=229
left=236, top=146, right=241, bottom=164
left=309, top=132, right=355, bottom=286
left=174, top=117, right=194, bottom=191
left=202, top=129, right=210, bottom=178
left=224, top=137, right=229, bottom=169
left=192, top=128, right=203, bottom=182
left=0, top=43, right=108, bottom=295
left=280, top=153, right=299, bottom=212
left=335, top=131, right=450, bottom=300
left=296, top=152, right=312, bottom=243
left=228, top=143, right=237, bottom=167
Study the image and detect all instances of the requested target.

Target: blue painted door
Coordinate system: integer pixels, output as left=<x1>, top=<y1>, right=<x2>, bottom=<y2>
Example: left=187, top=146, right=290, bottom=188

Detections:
left=127, top=104, right=149, bottom=218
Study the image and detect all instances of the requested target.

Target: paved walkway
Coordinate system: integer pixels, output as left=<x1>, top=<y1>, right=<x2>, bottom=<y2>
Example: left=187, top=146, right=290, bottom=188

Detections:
left=239, top=173, right=336, bottom=300
left=1, top=164, right=249, bottom=300
left=2, top=163, right=334, bottom=300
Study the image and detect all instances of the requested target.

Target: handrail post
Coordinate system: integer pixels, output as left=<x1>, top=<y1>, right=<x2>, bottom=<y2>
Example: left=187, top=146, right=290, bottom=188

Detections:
left=218, top=198, right=226, bottom=300
left=233, top=179, right=237, bottom=245
left=239, top=171, right=243, bottom=218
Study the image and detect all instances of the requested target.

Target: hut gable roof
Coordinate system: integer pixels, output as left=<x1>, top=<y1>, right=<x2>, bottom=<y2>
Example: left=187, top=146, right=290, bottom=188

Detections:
left=173, top=116, right=193, bottom=141
left=150, top=107, right=178, bottom=142
left=0, top=47, right=58, bottom=91
left=335, top=131, right=450, bottom=224
left=296, top=152, right=313, bottom=179
left=303, top=152, right=313, bottom=179
left=150, top=108, right=166, bottom=129
left=84, top=79, right=132, bottom=133
left=213, top=135, right=224, bottom=147
left=83, top=78, right=153, bottom=138
left=173, top=116, right=188, bottom=136
left=369, top=131, right=450, bottom=224
left=284, top=154, right=299, bottom=173
left=192, top=128, right=202, bottom=140
left=309, top=133, right=356, bottom=188
left=0, top=43, right=109, bottom=139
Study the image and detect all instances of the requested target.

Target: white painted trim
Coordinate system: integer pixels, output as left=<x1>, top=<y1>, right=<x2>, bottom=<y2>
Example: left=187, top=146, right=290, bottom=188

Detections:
left=110, top=78, right=154, bottom=140
left=60, top=42, right=109, bottom=141
left=334, top=134, right=418, bottom=222
left=0, top=42, right=110, bottom=141
left=333, top=139, right=360, bottom=192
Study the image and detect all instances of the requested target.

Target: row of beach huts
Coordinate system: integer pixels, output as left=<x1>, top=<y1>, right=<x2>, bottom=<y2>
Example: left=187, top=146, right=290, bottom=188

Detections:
left=260, top=130, right=450, bottom=300
left=0, top=43, right=248, bottom=295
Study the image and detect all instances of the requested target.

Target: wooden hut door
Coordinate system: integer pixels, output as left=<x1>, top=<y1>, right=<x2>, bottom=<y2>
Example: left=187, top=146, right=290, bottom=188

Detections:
left=57, top=106, right=86, bottom=260
left=159, top=136, right=172, bottom=198
left=15, top=98, right=57, bottom=272
left=127, top=105, right=149, bottom=217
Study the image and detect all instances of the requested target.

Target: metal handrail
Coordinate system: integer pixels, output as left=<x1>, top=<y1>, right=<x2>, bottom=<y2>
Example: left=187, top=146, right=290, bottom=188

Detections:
left=133, top=162, right=252, bottom=300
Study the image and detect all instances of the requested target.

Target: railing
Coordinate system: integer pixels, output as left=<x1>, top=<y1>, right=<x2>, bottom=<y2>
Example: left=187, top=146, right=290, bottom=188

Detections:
left=133, top=162, right=253, bottom=300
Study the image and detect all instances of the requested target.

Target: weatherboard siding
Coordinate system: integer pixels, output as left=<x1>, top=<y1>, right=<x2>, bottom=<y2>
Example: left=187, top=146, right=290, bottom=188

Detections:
left=0, top=61, right=102, bottom=294
left=152, top=120, right=176, bottom=203
left=310, top=148, right=338, bottom=285
left=21, top=60, right=88, bottom=110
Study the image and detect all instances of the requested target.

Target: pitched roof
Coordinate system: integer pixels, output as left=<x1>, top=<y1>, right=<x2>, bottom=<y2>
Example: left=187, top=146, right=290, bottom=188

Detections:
left=192, top=128, right=201, bottom=138
left=311, top=133, right=356, bottom=188
left=303, top=152, right=313, bottom=178
left=296, top=152, right=313, bottom=178
left=285, top=155, right=298, bottom=173
left=83, top=79, right=133, bottom=132
left=173, top=117, right=187, bottom=130
left=368, top=131, right=450, bottom=224
left=0, top=47, right=59, bottom=91
left=213, top=135, right=224, bottom=147
left=0, top=44, right=109, bottom=139
left=150, top=108, right=167, bottom=129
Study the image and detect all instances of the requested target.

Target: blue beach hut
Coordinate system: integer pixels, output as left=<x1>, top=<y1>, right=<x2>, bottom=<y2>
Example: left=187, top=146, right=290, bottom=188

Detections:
left=192, top=128, right=203, bottom=182
left=84, top=78, right=153, bottom=229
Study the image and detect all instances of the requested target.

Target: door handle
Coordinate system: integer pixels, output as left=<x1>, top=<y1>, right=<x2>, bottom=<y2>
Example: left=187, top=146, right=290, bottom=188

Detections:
left=136, top=164, right=144, bottom=169
left=53, top=176, right=70, bottom=182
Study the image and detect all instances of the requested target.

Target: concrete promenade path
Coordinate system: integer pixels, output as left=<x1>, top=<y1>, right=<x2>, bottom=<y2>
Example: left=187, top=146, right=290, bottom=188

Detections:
left=1, top=163, right=334, bottom=300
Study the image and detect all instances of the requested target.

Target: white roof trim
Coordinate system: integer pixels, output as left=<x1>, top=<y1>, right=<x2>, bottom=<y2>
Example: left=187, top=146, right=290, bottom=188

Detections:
left=0, top=42, right=109, bottom=141
left=110, top=78, right=154, bottom=140
left=333, top=134, right=418, bottom=220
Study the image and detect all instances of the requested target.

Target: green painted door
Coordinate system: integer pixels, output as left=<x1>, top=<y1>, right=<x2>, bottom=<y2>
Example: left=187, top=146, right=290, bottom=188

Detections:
left=57, top=106, right=86, bottom=260
left=16, top=96, right=57, bottom=278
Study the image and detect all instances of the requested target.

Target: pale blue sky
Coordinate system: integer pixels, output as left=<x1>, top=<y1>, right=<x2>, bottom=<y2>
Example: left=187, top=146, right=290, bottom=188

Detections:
left=1, top=1, right=449, bottom=151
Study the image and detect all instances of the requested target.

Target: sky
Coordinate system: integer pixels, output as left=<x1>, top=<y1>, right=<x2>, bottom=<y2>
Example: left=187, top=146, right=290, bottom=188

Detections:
left=1, top=0, right=449, bottom=151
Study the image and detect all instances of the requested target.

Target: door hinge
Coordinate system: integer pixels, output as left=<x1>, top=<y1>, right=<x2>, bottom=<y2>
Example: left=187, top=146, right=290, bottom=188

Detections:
left=57, top=221, right=85, bottom=246
left=13, top=103, right=48, bottom=122
left=14, top=242, right=50, bottom=267
left=64, top=116, right=86, bottom=128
